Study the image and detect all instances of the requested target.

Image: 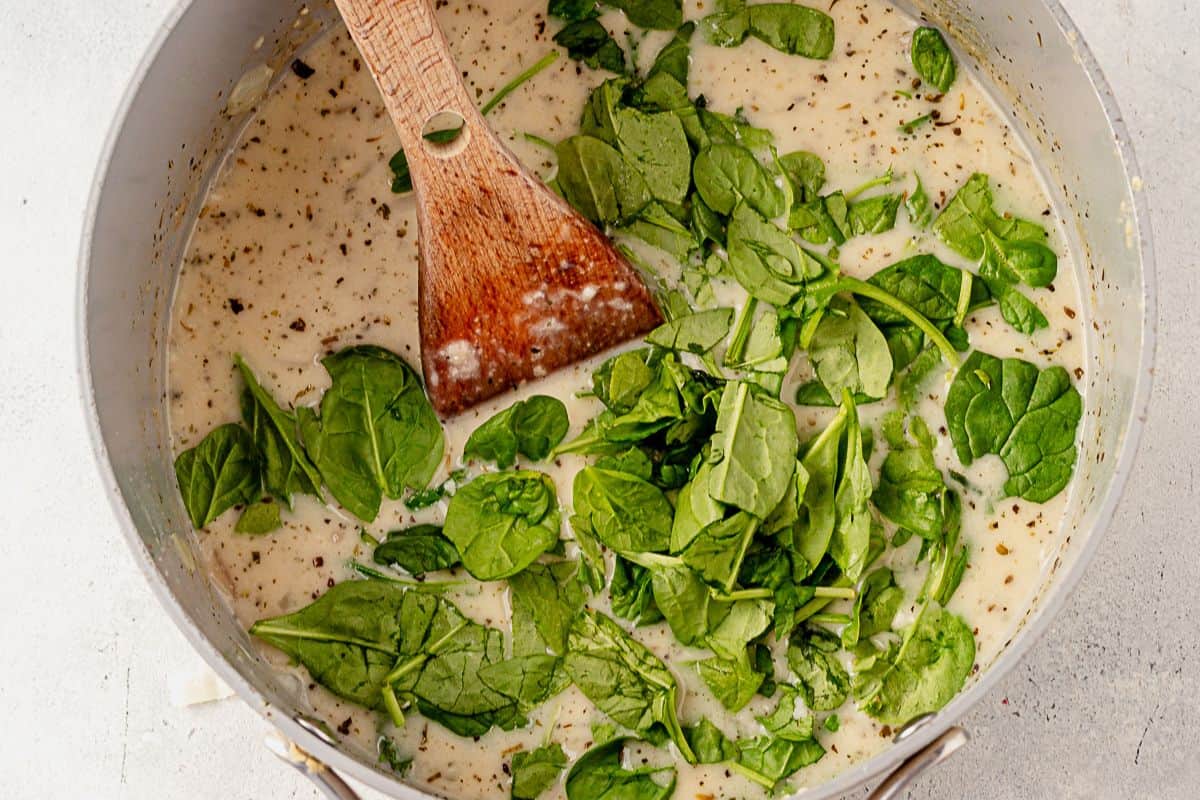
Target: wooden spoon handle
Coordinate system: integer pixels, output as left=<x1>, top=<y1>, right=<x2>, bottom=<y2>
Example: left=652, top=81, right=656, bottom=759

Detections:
left=332, top=0, right=489, bottom=180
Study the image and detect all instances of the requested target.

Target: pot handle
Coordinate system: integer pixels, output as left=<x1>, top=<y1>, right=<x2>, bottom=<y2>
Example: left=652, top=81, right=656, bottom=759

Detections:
left=265, top=734, right=362, bottom=800
left=866, top=725, right=970, bottom=799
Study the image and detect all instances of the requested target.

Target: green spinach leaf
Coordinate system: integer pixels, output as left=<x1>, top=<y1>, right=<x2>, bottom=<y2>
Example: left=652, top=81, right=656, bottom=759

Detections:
left=873, top=414, right=949, bottom=540
left=236, top=355, right=322, bottom=506
left=554, top=19, right=628, bottom=74
left=297, top=346, right=443, bottom=522
left=684, top=719, right=737, bottom=763
left=910, top=27, right=956, bottom=92
left=556, top=135, right=651, bottom=225
left=235, top=497, right=281, bottom=534
left=693, top=144, right=787, bottom=218
left=175, top=423, right=260, bottom=529
left=747, top=3, right=835, bottom=59
left=510, top=561, right=586, bottom=657
left=695, top=648, right=764, bottom=711
left=512, top=743, right=569, bottom=799
left=646, top=308, right=734, bottom=354
left=807, top=296, right=893, bottom=400
left=465, top=395, right=570, bottom=468
left=829, top=392, right=873, bottom=581
left=944, top=351, right=1082, bottom=501
left=572, top=466, right=673, bottom=555
left=374, top=524, right=461, bottom=575
left=606, top=0, right=683, bottom=30
left=786, top=627, right=849, bottom=711
left=565, top=738, right=676, bottom=800
left=443, top=471, right=561, bottom=579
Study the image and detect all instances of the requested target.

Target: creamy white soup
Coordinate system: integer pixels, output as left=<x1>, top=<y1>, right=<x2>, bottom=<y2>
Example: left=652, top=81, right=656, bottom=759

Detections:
left=168, top=1, right=1085, bottom=797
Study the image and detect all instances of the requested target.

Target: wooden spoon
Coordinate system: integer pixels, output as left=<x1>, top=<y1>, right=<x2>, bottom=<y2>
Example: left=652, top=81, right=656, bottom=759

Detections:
left=333, top=0, right=662, bottom=417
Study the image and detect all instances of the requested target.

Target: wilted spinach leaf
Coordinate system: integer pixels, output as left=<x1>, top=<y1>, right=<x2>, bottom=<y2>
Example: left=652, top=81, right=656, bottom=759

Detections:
left=787, top=627, right=849, bottom=711
left=841, top=567, right=902, bottom=648
left=910, top=27, right=956, bottom=92
left=829, top=392, right=873, bottom=582
left=695, top=648, right=764, bottom=711
left=646, top=308, right=733, bottom=354
left=693, top=143, right=787, bottom=218
left=373, top=524, right=461, bottom=575
left=297, top=346, right=443, bottom=522
left=443, top=471, right=561, bottom=579
left=510, top=561, right=586, bottom=657
left=175, top=423, right=260, bottom=529
left=236, top=354, right=322, bottom=507
left=606, top=0, right=683, bottom=30
left=465, top=395, right=570, bottom=468
left=572, top=466, right=673, bottom=555
left=944, top=351, right=1082, bottom=501
left=611, top=557, right=664, bottom=625
left=726, top=203, right=822, bottom=305
left=512, top=743, right=568, bottom=799
left=556, top=135, right=652, bottom=225
left=684, top=718, right=737, bottom=763
left=873, top=414, right=950, bottom=540
left=747, top=3, right=835, bottom=59
left=554, top=19, right=628, bottom=74
left=807, top=296, right=893, bottom=401
left=235, top=497, right=281, bottom=534
left=565, top=738, right=676, bottom=800
left=707, top=381, right=798, bottom=518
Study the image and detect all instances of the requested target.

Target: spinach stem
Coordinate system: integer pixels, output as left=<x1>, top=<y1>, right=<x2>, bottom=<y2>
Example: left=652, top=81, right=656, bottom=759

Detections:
left=522, top=132, right=556, bottom=150
left=812, top=586, right=856, bottom=600
left=809, top=612, right=852, bottom=625
left=724, top=297, right=759, bottom=366
left=713, top=587, right=773, bottom=601
left=348, top=561, right=460, bottom=590
left=834, top=276, right=961, bottom=368
left=954, top=270, right=972, bottom=327
left=386, top=654, right=428, bottom=685
left=480, top=51, right=559, bottom=116
left=845, top=166, right=896, bottom=201
left=381, top=684, right=406, bottom=728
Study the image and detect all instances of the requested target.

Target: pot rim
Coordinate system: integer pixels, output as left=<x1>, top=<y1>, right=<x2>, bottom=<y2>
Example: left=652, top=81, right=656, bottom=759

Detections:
left=76, top=1, right=1157, bottom=797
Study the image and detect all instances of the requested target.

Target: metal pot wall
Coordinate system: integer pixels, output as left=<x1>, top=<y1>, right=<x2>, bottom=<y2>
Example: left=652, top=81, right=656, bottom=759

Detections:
left=78, top=0, right=1155, bottom=796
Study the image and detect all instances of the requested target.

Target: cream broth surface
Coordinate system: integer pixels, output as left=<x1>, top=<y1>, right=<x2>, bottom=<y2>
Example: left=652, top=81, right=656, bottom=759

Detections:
left=168, top=1, right=1085, bottom=797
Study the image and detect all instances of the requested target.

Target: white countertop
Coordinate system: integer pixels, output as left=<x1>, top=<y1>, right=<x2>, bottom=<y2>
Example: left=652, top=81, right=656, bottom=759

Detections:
left=1, top=1, right=1196, bottom=797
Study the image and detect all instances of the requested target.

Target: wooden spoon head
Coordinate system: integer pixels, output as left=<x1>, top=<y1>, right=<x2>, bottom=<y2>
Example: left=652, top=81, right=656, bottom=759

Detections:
left=417, top=158, right=661, bottom=417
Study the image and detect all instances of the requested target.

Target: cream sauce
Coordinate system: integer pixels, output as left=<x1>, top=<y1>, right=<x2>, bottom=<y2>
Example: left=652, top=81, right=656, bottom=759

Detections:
left=167, top=1, right=1085, bottom=796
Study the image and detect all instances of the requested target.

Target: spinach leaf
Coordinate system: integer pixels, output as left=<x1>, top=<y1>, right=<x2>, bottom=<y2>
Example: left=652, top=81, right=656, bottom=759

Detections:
left=790, top=400, right=849, bottom=572
left=860, top=605, right=975, bottom=725
left=512, top=743, right=568, bottom=799
left=549, top=0, right=597, bottom=21
left=565, top=738, right=676, bottom=800
left=829, top=392, right=873, bottom=581
left=684, top=719, right=737, bottom=763
left=841, top=567, right=902, bottom=648
left=906, top=174, right=933, bottom=228
left=572, top=466, right=673, bottom=555
left=377, top=737, right=412, bottom=775
left=443, top=471, right=561, bottom=579
left=297, top=346, right=443, bottom=522
left=706, top=597, right=773, bottom=659
left=564, top=610, right=695, bottom=762
left=732, top=686, right=825, bottom=788
left=479, top=654, right=569, bottom=711
left=693, top=144, right=787, bottom=218
left=250, top=580, right=408, bottom=708
left=236, top=355, right=322, bottom=506
left=647, top=21, right=694, bottom=84
left=862, top=254, right=987, bottom=330
left=651, top=563, right=712, bottom=645
left=555, top=135, right=651, bottom=225
left=606, top=0, right=683, bottom=30
left=554, top=19, right=628, bottom=74
left=910, top=27, right=956, bottom=92
left=845, top=193, right=902, bottom=235
left=175, top=423, right=260, bottom=529
left=592, top=349, right=659, bottom=413
left=373, top=524, right=461, bottom=575
left=695, top=648, right=764, bottom=711
left=701, top=0, right=750, bottom=47
left=594, top=447, right=655, bottom=481
left=465, top=395, right=570, bottom=468
left=670, top=461, right=725, bottom=553
left=646, top=308, right=733, bottom=354
left=510, top=561, right=586, bottom=657
left=613, top=107, right=692, bottom=205
left=404, top=467, right=467, bottom=510
left=612, top=559, right=662, bottom=627
left=235, top=498, right=281, bottom=534
left=682, top=511, right=759, bottom=591
left=787, top=627, right=850, bottom=711
left=807, top=296, right=893, bottom=401
left=873, top=414, right=949, bottom=540
left=778, top=150, right=825, bottom=203
left=944, top=351, right=1082, bottom=501
left=727, top=203, right=821, bottom=305
left=707, top=381, right=798, bottom=518
left=747, top=3, right=835, bottom=59
left=388, top=149, right=412, bottom=194
left=618, top=202, right=697, bottom=261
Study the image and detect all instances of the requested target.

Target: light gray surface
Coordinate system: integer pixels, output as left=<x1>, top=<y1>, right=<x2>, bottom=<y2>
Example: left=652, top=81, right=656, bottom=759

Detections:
left=0, top=0, right=1194, bottom=797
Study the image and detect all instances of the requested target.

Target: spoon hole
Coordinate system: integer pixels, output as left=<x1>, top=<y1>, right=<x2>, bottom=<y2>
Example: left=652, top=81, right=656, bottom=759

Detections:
left=421, top=110, right=468, bottom=156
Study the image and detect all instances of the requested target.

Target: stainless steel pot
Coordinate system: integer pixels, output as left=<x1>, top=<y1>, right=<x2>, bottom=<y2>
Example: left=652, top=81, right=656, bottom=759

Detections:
left=78, top=0, right=1156, bottom=796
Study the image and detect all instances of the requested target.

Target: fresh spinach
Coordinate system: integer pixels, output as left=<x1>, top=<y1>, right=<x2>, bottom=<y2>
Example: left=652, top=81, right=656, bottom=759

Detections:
left=747, top=3, right=835, bottom=59
left=706, top=380, right=798, bottom=519
left=873, top=414, right=949, bottom=540
left=297, top=346, right=443, bottom=522
left=465, top=395, right=570, bottom=468
left=510, top=561, right=586, bottom=657
left=682, top=511, right=759, bottom=591
left=786, top=627, right=850, bottom=711
left=565, top=738, right=676, bottom=800
left=778, top=150, right=825, bottom=203
left=549, top=0, right=597, bottom=22
left=646, top=308, right=733, bottom=354
left=512, top=743, right=568, bottom=799
left=695, top=648, right=764, bottom=711
left=906, top=174, right=933, bottom=228
left=572, top=466, right=673, bottom=555
left=236, top=354, right=322, bottom=506
left=910, top=27, right=956, bottom=92
left=726, top=203, right=817, bottom=305
left=564, top=610, right=695, bottom=762
left=944, top=351, right=1082, bottom=501
left=606, top=0, right=683, bottom=30
left=554, top=19, right=628, bottom=74
left=841, top=567, right=902, bottom=648
left=859, top=604, right=975, bottom=725
left=807, top=297, right=893, bottom=401
left=701, top=0, right=750, bottom=47
left=555, top=135, right=651, bottom=225
left=235, top=498, right=281, bottom=535
left=693, top=144, right=787, bottom=218
left=732, top=686, right=825, bottom=788
left=650, top=563, right=713, bottom=645
left=684, top=719, right=737, bottom=763
left=373, top=524, right=461, bottom=575
left=611, top=557, right=663, bottom=625
left=829, top=392, right=873, bottom=582
left=175, top=423, right=260, bottom=529
left=613, top=107, right=692, bottom=205
left=443, top=471, right=561, bottom=579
